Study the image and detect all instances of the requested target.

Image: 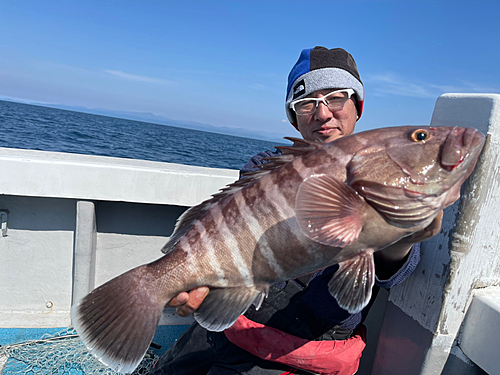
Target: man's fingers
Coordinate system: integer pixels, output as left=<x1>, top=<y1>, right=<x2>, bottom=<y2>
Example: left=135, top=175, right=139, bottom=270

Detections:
left=406, top=211, right=444, bottom=243
left=426, top=211, right=443, bottom=237
left=418, top=211, right=443, bottom=241
left=168, top=292, right=190, bottom=307
left=176, top=287, right=209, bottom=317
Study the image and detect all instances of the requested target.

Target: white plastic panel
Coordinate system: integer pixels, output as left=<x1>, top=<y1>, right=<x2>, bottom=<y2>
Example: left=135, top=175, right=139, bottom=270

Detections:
left=460, top=287, right=500, bottom=375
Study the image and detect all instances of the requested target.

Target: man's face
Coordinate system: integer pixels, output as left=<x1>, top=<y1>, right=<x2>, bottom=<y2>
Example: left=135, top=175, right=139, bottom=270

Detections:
left=293, top=89, right=358, bottom=144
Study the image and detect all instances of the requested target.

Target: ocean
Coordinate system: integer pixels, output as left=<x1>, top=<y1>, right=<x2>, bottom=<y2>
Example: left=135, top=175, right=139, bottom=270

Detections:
left=0, top=100, right=284, bottom=170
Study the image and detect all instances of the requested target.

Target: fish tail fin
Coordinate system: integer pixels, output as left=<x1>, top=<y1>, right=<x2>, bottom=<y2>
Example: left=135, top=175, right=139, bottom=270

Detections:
left=71, top=265, right=167, bottom=374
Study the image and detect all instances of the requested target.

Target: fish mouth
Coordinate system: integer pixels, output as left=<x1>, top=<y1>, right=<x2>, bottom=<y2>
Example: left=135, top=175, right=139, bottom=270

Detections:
left=413, top=127, right=485, bottom=196
left=439, top=127, right=485, bottom=206
left=441, top=127, right=485, bottom=171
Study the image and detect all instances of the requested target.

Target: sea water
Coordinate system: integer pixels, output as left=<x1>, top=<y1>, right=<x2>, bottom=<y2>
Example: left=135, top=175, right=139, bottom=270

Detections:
left=0, top=100, right=283, bottom=170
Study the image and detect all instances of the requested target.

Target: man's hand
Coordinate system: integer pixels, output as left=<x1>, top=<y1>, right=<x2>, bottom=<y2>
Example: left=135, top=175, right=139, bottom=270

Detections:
left=375, top=212, right=443, bottom=279
left=167, top=286, right=209, bottom=317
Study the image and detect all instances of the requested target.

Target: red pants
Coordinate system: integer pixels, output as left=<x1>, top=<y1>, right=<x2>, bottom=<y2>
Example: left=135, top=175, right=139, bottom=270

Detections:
left=225, top=316, right=366, bottom=375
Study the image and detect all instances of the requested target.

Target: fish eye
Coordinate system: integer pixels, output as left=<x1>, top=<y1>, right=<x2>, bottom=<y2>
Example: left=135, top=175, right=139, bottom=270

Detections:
left=411, top=129, right=430, bottom=142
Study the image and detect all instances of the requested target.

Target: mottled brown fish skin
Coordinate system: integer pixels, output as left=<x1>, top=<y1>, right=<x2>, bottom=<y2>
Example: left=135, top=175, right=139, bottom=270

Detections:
left=155, top=152, right=339, bottom=295
left=71, top=125, right=485, bottom=374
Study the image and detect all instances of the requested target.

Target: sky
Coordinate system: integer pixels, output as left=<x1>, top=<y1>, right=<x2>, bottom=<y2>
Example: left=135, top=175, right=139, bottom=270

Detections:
left=1, top=0, right=499, bottom=140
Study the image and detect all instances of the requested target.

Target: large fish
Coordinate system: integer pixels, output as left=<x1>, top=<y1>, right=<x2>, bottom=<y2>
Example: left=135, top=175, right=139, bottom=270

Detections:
left=71, top=126, right=485, bottom=373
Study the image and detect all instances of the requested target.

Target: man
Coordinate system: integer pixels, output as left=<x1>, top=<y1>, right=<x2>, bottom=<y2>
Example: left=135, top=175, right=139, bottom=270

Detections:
left=153, top=47, right=442, bottom=375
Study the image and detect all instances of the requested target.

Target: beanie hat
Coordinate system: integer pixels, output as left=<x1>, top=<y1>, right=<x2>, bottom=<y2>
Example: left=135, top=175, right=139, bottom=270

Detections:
left=285, top=47, right=364, bottom=124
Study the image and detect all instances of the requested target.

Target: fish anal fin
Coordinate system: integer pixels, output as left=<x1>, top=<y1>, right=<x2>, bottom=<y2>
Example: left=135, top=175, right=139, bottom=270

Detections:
left=194, top=285, right=268, bottom=332
left=295, top=174, right=367, bottom=247
left=328, top=250, right=375, bottom=314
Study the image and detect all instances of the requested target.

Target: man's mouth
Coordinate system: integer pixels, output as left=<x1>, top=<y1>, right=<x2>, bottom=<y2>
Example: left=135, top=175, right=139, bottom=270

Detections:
left=316, top=127, right=340, bottom=135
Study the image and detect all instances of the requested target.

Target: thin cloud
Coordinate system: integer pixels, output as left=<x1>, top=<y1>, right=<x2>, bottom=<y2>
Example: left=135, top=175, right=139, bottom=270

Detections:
left=452, top=80, right=500, bottom=93
left=365, top=73, right=500, bottom=98
left=366, top=73, right=438, bottom=98
left=105, top=70, right=171, bottom=84
left=249, top=83, right=268, bottom=91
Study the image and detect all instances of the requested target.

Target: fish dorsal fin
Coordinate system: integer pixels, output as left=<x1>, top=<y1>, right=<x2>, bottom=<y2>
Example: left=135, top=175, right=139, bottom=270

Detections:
left=328, top=250, right=375, bottom=314
left=241, top=137, right=323, bottom=177
left=162, top=137, right=323, bottom=255
left=161, top=178, right=250, bottom=254
left=241, top=154, right=295, bottom=178
left=295, top=174, right=367, bottom=248
left=276, top=137, right=323, bottom=156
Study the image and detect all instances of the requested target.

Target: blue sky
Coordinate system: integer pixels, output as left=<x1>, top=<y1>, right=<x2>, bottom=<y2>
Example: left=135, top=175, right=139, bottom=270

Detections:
left=1, top=0, right=499, bottom=140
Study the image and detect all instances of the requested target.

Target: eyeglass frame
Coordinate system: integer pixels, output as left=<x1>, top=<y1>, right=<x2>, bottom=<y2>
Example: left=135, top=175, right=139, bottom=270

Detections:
left=289, top=89, right=356, bottom=116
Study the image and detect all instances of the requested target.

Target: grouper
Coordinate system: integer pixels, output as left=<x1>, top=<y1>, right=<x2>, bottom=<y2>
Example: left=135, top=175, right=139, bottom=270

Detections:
left=71, top=125, right=485, bottom=373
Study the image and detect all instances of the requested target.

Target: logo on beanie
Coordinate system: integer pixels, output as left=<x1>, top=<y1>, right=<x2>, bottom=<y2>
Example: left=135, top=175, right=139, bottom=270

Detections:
left=292, top=79, right=306, bottom=99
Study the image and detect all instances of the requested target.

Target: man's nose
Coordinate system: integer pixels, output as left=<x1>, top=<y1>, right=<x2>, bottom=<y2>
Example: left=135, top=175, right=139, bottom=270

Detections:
left=313, top=101, right=332, bottom=120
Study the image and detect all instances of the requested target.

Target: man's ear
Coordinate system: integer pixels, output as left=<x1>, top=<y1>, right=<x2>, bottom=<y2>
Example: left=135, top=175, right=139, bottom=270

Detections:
left=352, top=97, right=360, bottom=121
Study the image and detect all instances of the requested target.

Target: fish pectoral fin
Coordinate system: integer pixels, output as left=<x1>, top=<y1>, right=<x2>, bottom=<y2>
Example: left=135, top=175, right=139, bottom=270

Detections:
left=328, top=250, right=375, bottom=314
left=295, top=174, right=366, bottom=247
left=194, top=285, right=267, bottom=332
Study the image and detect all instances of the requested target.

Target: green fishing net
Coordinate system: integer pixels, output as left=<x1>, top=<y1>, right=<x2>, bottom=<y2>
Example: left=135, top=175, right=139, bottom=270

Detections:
left=0, top=328, right=157, bottom=375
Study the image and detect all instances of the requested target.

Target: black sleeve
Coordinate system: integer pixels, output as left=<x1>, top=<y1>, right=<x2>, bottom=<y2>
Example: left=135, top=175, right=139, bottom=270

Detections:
left=239, top=149, right=282, bottom=178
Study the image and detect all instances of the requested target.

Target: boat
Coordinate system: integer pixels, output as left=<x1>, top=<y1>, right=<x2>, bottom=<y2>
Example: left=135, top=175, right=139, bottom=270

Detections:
left=1, top=93, right=499, bottom=374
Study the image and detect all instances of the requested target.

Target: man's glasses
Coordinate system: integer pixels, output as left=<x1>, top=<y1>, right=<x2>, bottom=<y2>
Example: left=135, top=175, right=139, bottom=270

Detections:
left=290, top=89, right=355, bottom=116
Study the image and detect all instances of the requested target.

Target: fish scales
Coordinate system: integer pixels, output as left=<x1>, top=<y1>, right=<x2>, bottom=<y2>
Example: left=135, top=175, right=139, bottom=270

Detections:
left=199, top=173, right=303, bottom=285
left=71, top=126, right=486, bottom=373
left=241, top=163, right=323, bottom=277
left=212, top=202, right=254, bottom=286
left=234, top=194, right=285, bottom=279
left=177, top=227, right=206, bottom=285
left=176, top=211, right=242, bottom=288
left=193, top=220, right=228, bottom=287
left=208, top=203, right=244, bottom=273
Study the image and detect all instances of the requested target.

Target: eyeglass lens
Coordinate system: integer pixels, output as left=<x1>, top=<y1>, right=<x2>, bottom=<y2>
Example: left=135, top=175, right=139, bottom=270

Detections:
left=294, top=91, right=349, bottom=115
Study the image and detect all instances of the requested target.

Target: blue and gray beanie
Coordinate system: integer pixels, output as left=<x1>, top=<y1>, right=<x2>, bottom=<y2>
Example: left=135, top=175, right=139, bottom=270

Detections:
left=285, top=46, right=364, bottom=124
